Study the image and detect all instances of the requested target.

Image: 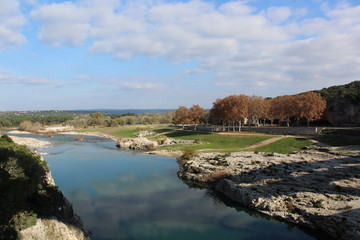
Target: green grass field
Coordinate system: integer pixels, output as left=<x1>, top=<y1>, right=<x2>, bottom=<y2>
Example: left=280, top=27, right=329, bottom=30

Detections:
left=77, top=125, right=359, bottom=153
left=157, top=130, right=274, bottom=151
left=254, top=137, right=314, bottom=154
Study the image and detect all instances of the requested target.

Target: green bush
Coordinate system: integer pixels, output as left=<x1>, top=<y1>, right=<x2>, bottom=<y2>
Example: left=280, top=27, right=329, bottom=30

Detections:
left=11, top=211, right=37, bottom=231
left=181, top=147, right=197, bottom=160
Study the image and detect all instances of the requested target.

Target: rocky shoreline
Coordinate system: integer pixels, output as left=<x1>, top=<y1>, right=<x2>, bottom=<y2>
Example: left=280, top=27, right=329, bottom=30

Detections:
left=20, top=156, right=89, bottom=240
left=177, top=146, right=360, bottom=240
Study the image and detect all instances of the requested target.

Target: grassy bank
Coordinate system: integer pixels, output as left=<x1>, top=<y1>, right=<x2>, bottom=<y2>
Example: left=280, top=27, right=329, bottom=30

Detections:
left=254, top=138, right=314, bottom=154
left=76, top=125, right=359, bottom=153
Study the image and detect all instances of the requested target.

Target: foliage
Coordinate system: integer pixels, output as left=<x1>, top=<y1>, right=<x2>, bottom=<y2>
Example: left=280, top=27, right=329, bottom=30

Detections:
left=181, top=147, right=197, bottom=160
left=315, top=81, right=360, bottom=103
left=254, top=137, right=314, bottom=154
left=173, top=105, right=204, bottom=125
left=0, top=134, right=66, bottom=239
left=11, top=211, right=37, bottom=232
left=294, top=92, right=327, bottom=125
left=0, top=111, right=76, bottom=127
left=209, top=95, right=249, bottom=128
left=18, top=121, right=43, bottom=133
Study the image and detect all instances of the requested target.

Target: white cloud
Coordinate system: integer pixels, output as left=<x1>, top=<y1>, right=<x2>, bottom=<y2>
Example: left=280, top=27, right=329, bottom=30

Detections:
left=0, top=72, right=80, bottom=88
left=0, top=73, right=51, bottom=85
left=0, top=0, right=26, bottom=48
left=264, top=7, right=292, bottom=24
left=29, top=0, right=360, bottom=94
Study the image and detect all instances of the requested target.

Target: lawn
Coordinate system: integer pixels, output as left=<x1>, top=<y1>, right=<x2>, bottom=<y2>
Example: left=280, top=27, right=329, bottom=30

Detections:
left=315, top=136, right=360, bottom=146
left=78, top=125, right=320, bottom=153
left=254, top=137, right=314, bottom=154
left=157, top=130, right=275, bottom=151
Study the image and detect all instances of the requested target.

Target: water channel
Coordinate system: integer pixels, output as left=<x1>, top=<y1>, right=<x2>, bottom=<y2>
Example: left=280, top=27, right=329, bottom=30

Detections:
left=11, top=133, right=329, bottom=240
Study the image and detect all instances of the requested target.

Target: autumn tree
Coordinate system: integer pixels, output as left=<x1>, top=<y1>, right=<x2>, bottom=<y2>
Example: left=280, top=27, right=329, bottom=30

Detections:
left=173, top=106, right=189, bottom=127
left=209, top=95, right=249, bottom=131
left=269, top=95, right=295, bottom=126
left=295, top=92, right=327, bottom=126
left=248, top=95, right=265, bottom=126
left=189, top=105, right=204, bottom=130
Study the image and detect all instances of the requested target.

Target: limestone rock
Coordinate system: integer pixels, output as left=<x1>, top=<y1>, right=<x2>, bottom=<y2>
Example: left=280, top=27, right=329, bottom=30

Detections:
left=116, top=137, right=158, bottom=150
left=178, top=149, right=360, bottom=240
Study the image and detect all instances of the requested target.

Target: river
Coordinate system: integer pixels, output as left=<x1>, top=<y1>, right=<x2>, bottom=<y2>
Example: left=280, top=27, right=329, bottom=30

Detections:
left=10, top=133, right=329, bottom=240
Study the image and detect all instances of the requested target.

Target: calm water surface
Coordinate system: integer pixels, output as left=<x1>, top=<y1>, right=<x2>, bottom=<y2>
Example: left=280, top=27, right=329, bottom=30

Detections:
left=12, top=133, right=329, bottom=240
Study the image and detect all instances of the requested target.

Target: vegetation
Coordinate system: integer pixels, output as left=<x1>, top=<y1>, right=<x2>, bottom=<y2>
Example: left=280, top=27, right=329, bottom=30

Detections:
left=316, top=136, right=360, bottom=146
left=173, top=105, right=204, bottom=127
left=315, top=80, right=360, bottom=103
left=156, top=130, right=274, bottom=151
left=0, top=110, right=174, bottom=129
left=0, top=134, right=72, bottom=239
left=254, top=138, right=314, bottom=154
left=180, top=147, right=197, bottom=160
left=0, top=111, right=76, bottom=128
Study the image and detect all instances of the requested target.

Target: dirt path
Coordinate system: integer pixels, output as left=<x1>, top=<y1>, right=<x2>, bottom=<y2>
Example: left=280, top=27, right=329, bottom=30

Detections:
left=243, top=136, right=285, bottom=150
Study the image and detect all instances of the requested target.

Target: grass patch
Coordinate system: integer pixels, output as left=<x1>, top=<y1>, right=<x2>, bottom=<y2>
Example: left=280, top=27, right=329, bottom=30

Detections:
left=254, top=137, right=314, bottom=154
left=316, top=136, right=360, bottom=146
left=158, top=130, right=274, bottom=151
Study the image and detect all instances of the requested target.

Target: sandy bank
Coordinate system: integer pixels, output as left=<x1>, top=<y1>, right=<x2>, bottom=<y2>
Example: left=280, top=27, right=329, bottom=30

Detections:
left=178, top=147, right=360, bottom=240
left=9, top=135, right=51, bottom=148
left=59, top=131, right=118, bottom=142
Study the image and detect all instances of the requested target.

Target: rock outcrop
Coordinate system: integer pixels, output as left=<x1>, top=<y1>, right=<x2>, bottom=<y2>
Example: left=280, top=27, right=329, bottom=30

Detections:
left=326, top=98, right=360, bottom=126
left=116, top=137, right=158, bottom=150
left=178, top=148, right=360, bottom=240
left=21, top=218, right=88, bottom=240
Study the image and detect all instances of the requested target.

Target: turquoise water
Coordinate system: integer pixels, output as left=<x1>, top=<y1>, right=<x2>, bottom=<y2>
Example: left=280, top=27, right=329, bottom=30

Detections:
left=11, top=133, right=329, bottom=240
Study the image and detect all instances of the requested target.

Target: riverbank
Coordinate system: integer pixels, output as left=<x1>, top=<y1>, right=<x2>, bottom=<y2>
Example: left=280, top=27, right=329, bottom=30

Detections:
left=0, top=134, right=89, bottom=240
left=9, top=135, right=52, bottom=148
left=177, top=146, right=360, bottom=240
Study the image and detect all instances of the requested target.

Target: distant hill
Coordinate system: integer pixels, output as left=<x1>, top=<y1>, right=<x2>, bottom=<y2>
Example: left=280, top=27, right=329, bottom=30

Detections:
left=314, top=80, right=360, bottom=103
left=69, top=109, right=175, bottom=115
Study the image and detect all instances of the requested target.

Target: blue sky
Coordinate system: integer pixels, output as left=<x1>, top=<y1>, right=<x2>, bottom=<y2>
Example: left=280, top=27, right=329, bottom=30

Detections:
left=0, top=0, right=359, bottom=110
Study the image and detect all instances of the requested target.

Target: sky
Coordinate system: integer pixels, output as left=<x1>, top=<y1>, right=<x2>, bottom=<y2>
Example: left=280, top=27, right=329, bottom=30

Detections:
left=0, top=0, right=359, bottom=111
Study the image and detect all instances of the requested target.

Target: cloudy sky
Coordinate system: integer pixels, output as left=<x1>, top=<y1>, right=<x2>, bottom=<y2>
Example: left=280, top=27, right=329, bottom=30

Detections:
left=0, top=0, right=359, bottom=110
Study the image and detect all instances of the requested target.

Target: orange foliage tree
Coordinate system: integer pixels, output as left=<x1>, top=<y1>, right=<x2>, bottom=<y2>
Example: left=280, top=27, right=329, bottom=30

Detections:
left=295, top=92, right=327, bottom=126
left=173, top=105, right=204, bottom=128
left=209, top=95, right=249, bottom=131
left=248, top=95, right=266, bottom=126
left=189, top=105, right=204, bottom=129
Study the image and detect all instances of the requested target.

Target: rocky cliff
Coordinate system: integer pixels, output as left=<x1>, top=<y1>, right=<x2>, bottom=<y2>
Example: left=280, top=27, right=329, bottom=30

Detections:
left=325, top=97, right=360, bottom=126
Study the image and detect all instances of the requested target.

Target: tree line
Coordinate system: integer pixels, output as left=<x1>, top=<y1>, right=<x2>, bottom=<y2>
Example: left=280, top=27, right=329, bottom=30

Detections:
left=173, top=92, right=327, bottom=129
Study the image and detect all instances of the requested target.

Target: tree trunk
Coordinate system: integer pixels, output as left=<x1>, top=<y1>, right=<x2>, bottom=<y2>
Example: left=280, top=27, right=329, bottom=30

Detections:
left=238, top=120, right=241, bottom=132
left=233, top=122, right=235, bottom=132
left=307, top=119, right=310, bottom=127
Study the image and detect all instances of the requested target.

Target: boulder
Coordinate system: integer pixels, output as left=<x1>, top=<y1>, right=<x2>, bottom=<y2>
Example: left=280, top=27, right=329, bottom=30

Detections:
left=116, top=137, right=158, bottom=150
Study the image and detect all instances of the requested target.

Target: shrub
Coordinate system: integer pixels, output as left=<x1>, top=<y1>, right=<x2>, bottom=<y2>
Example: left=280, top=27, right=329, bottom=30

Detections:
left=11, top=211, right=37, bottom=231
left=180, top=147, right=196, bottom=160
left=145, top=143, right=156, bottom=151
